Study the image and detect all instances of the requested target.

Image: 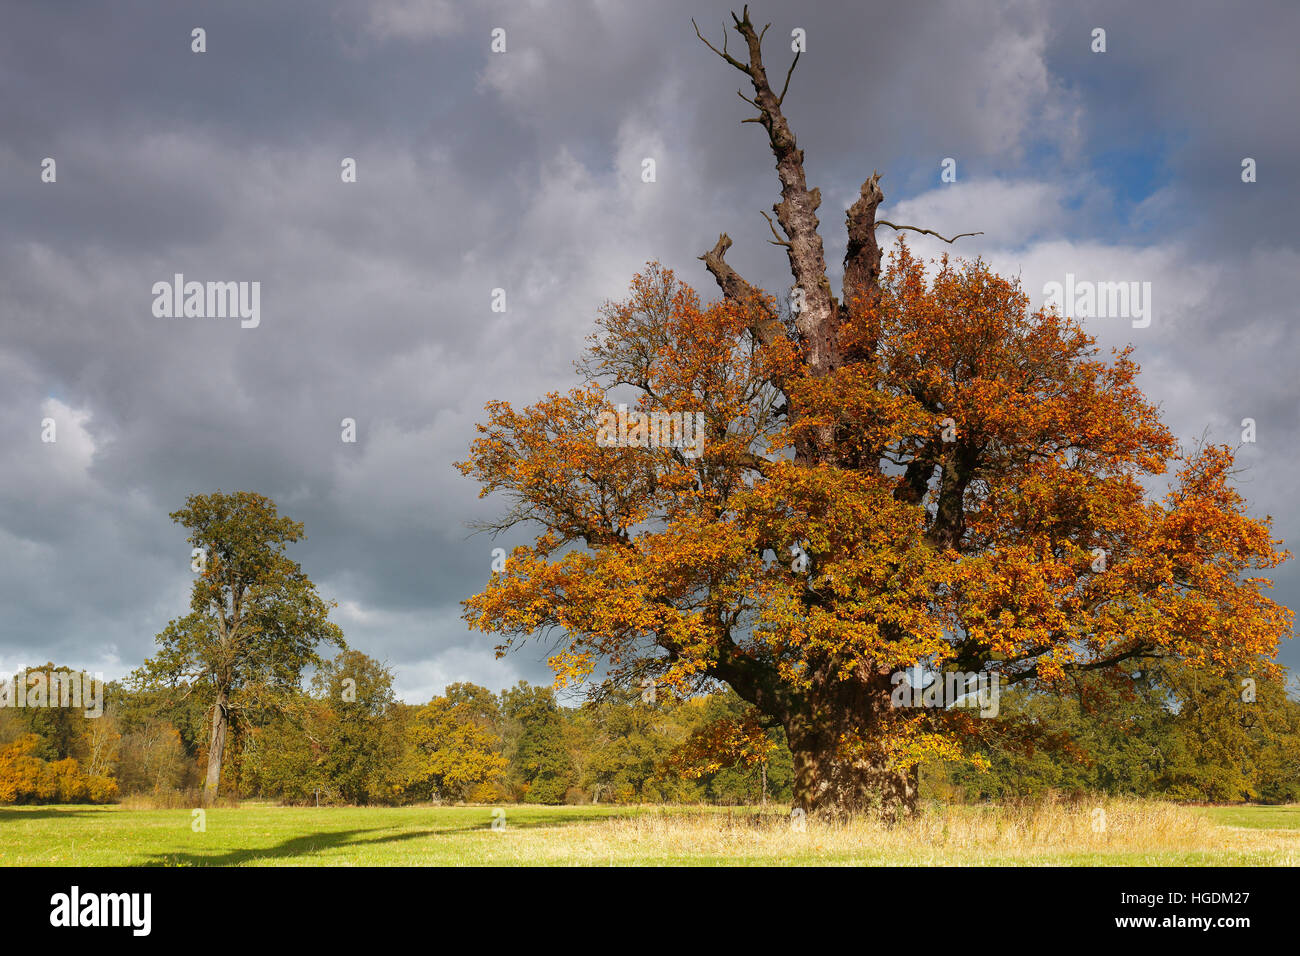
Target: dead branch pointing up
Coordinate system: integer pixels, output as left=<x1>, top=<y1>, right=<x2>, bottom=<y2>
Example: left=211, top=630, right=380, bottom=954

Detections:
left=692, top=5, right=837, bottom=374
left=692, top=18, right=751, bottom=75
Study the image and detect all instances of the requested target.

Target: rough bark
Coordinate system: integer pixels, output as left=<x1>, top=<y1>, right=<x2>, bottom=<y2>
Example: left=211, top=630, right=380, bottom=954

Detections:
left=843, top=171, right=885, bottom=343
left=790, top=744, right=919, bottom=821
left=784, top=666, right=919, bottom=821
left=202, top=686, right=229, bottom=806
left=699, top=233, right=785, bottom=352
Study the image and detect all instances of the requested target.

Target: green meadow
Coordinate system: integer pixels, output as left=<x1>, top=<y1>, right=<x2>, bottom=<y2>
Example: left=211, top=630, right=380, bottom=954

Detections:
left=2, top=801, right=1296, bottom=867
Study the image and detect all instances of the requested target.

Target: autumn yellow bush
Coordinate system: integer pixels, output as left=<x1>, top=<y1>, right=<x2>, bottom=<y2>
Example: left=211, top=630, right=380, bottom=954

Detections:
left=0, top=734, right=118, bottom=805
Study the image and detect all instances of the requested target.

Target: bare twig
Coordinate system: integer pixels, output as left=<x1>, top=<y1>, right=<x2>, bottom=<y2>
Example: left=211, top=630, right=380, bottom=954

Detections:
left=760, top=210, right=791, bottom=248
left=692, top=18, right=751, bottom=74
left=875, top=220, right=984, bottom=244
left=778, top=50, right=799, bottom=105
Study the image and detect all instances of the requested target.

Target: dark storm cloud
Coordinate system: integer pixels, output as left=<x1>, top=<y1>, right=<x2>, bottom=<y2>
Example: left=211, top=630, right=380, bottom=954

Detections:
left=0, top=0, right=1295, bottom=699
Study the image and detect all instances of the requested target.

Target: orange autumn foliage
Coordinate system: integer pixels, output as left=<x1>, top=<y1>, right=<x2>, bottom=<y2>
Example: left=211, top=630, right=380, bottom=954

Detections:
left=458, top=248, right=1291, bottom=781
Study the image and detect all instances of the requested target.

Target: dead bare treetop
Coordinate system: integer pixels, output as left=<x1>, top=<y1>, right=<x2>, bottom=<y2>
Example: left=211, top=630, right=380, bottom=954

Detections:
left=692, top=5, right=981, bottom=387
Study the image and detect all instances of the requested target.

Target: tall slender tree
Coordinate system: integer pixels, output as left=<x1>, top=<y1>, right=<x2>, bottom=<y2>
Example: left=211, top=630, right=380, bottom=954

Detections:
left=139, top=491, right=343, bottom=805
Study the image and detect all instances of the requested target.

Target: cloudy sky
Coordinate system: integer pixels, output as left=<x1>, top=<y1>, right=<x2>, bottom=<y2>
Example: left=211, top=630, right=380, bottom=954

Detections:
left=2, top=0, right=1297, bottom=702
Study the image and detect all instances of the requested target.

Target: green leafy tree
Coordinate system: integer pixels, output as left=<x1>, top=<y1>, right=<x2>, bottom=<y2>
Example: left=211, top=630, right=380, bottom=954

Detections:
left=136, top=491, right=344, bottom=805
left=1160, top=668, right=1300, bottom=803
left=502, top=682, right=572, bottom=804
left=8, top=664, right=93, bottom=762
left=946, top=671, right=1177, bottom=800
left=401, top=683, right=506, bottom=802
left=576, top=690, right=674, bottom=803
left=115, top=678, right=209, bottom=793
left=940, top=664, right=1300, bottom=805
left=310, top=650, right=399, bottom=804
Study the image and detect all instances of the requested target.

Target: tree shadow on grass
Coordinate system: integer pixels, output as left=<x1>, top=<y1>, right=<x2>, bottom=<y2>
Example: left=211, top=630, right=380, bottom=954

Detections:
left=141, top=810, right=626, bottom=866
left=144, top=827, right=445, bottom=867
left=0, top=806, right=111, bottom=821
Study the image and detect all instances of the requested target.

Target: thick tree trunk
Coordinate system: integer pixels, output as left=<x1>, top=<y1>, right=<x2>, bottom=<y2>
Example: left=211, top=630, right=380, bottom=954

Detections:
left=785, top=667, right=918, bottom=821
left=202, top=688, right=229, bottom=807
left=789, top=741, right=918, bottom=821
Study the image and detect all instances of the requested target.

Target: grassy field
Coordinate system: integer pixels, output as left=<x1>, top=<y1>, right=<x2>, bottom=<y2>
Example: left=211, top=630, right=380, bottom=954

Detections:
left=1, top=800, right=1296, bottom=866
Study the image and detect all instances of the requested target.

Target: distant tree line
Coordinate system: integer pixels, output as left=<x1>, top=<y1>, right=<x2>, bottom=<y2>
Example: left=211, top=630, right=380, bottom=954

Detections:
left=1, top=657, right=1296, bottom=807
left=0, top=654, right=795, bottom=806
left=931, top=665, right=1300, bottom=804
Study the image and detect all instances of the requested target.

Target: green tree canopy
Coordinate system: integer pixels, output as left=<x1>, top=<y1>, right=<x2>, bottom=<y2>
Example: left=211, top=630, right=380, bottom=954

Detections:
left=136, top=491, right=344, bottom=805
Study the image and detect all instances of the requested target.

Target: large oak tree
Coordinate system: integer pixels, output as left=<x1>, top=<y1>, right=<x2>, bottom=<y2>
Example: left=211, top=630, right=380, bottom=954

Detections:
left=458, top=8, right=1292, bottom=816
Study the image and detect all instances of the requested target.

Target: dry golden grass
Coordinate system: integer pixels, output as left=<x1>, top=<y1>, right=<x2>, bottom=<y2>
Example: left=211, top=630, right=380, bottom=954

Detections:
left=117, top=789, right=240, bottom=810
left=455, top=797, right=1300, bottom=866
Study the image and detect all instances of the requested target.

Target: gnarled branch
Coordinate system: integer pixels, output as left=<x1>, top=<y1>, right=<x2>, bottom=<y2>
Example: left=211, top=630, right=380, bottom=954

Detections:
left=698, top=233, right=784, bottom=350
left=843, top=171, right=885, bottom=327
left=875, top=220, right=984, bottom=244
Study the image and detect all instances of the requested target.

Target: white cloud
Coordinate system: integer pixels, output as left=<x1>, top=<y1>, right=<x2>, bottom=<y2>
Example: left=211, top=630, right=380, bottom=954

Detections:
left=361, top=0, right=462, bottom=41
left=38, top=397, right=96, bottom=482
